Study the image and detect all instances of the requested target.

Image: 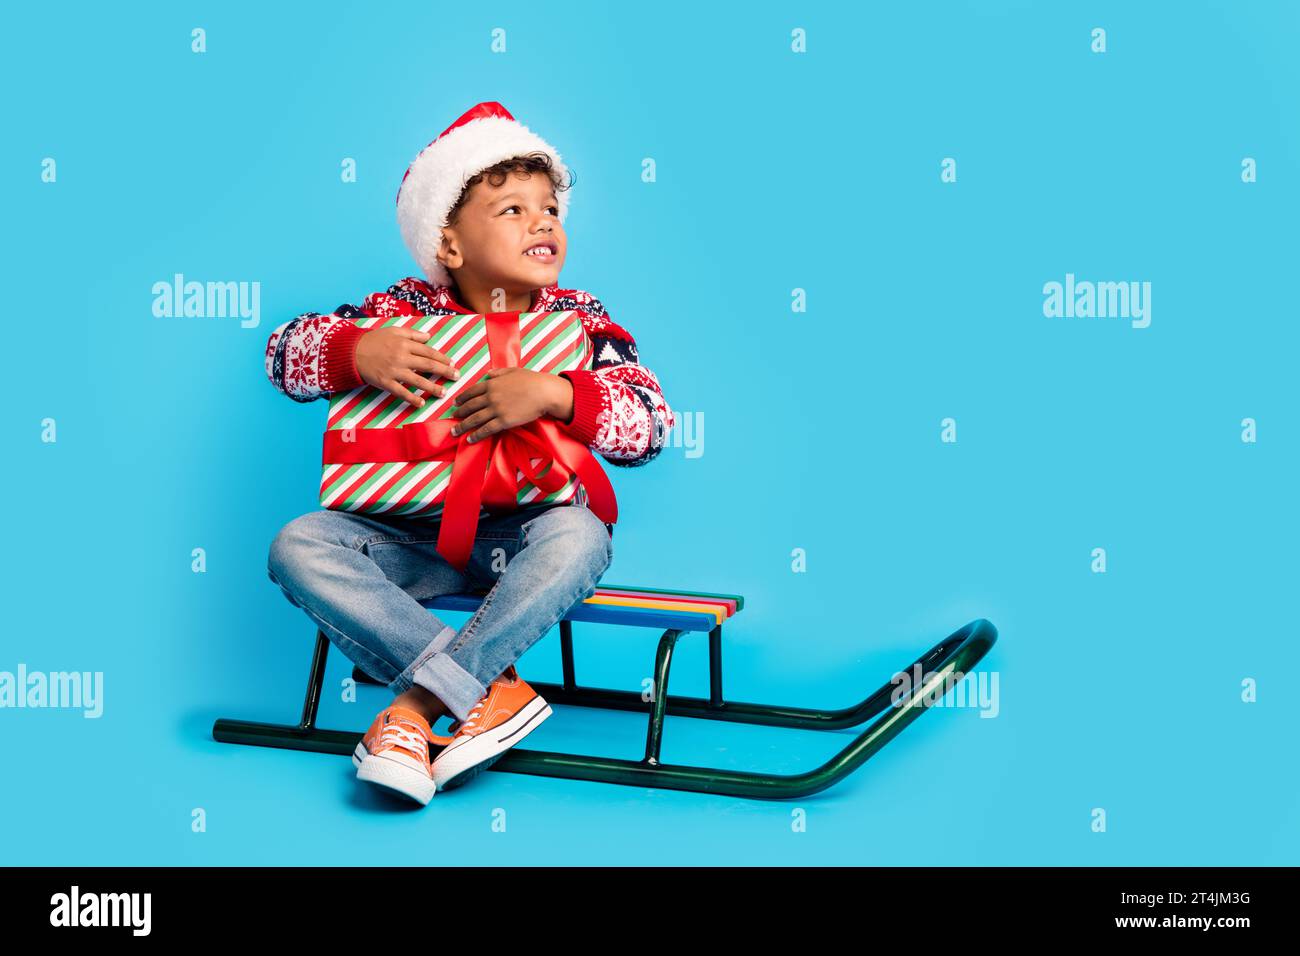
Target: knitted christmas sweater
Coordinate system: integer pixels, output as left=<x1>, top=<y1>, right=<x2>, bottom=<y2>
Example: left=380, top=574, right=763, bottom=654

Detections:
left=265, top=277, right=676, bottom=471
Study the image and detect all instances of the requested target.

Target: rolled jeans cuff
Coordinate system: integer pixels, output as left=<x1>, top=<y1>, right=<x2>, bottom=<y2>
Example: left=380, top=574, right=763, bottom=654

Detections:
left=388, top=624, right=486, bottom=723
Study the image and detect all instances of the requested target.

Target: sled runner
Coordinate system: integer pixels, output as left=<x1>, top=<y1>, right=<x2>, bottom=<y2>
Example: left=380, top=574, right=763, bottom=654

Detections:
left=211, top=585, right=997, bottom=799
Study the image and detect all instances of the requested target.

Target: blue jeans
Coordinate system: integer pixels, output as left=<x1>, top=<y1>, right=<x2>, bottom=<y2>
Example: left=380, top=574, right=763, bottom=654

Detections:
left=266, top=500, right=614, bottom=722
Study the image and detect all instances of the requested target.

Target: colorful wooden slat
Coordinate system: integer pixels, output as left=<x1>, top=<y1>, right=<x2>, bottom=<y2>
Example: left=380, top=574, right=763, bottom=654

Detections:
left=590, top=587, right=738, bottom=618
left=595, top=583, right=745, bottom=612
left=584, top=594, right=729, bottom=625
left=420, top=583, right=744, bottom=635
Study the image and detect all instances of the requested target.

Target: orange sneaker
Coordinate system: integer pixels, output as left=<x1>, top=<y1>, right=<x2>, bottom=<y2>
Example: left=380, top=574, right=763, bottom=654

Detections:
left=353, top=704, right=451, bottom=805
left=432, top=666, right=551, bottom=791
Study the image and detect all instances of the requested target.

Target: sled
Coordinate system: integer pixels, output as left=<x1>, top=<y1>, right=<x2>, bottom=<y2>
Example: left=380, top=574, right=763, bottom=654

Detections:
left=211, top=584, right=997, bottom=799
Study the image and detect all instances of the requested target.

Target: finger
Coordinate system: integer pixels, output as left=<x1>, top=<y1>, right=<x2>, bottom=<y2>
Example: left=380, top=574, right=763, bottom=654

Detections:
left=467, top=417, right=508, bottom=444
left=406, top=353, right=459, bottom=381
left=407, top=342, right=460, bottom=379
left=455, top=380, right=487, bottom=402
left=484, top=366, right=518, bottom=378
left=384, top=378, right=427, bottom=409
left=396, top=369, right=446, bottom=399
left=451, top=408, right=497, bottom=438
left=450, top=393, right=490, bottom=418
left=399, top=327, right=438, bottom=345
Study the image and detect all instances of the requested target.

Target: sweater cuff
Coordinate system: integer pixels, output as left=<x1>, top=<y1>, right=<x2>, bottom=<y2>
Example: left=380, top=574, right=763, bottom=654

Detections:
left=320, top=321, right=369, bottom=393
left=558, top=370, right=603, bottom=447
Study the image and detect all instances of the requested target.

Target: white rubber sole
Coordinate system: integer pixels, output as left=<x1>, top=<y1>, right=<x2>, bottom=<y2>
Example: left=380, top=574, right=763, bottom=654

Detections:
left=432, top=695, right=552, bottom=791
left=353, top=745, right=437, bottom=806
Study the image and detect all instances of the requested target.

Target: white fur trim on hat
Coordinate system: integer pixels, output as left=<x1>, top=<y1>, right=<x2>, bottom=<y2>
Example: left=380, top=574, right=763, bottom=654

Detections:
left=396, top=114, right=571, bottom=288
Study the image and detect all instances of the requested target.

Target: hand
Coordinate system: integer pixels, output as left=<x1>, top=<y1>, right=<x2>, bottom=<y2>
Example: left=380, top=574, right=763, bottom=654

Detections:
left=450, top=368, right=573, bottom=443
left=354, top=326, right=460, bottom=408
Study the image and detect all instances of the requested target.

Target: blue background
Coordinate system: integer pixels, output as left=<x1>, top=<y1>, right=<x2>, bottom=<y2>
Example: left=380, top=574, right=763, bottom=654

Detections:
left=3, top=0, right=1296, bottom=865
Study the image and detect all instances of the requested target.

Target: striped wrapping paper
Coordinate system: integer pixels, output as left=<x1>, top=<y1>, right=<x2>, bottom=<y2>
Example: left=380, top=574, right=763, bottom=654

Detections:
left=320, top=310, right=594, bottom=517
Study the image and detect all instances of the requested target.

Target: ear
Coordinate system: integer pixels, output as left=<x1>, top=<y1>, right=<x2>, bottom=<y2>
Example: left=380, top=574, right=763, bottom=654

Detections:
left=437, top=229, right=461, bottom=270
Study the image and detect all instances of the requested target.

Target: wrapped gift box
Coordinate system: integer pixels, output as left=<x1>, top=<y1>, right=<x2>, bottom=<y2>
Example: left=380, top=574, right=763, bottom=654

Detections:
left=319, top=309, right=617, bottom=570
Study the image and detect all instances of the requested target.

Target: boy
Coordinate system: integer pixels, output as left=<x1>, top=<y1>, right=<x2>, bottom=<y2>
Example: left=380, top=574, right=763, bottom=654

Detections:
left=263, top=102, right=675, bottom=805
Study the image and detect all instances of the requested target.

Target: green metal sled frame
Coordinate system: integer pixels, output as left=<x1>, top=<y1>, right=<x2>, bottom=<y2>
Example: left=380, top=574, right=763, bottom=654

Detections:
left=212, top=585, right=997, bottom=800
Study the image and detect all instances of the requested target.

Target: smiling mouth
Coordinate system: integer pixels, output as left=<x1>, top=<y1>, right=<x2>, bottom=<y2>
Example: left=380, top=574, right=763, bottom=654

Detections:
left=524, top=245, right=557, bottom=260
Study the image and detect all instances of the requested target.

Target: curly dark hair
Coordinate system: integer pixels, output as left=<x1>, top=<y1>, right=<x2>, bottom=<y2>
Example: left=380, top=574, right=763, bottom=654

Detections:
left=445, top=150, right=574, bottom=226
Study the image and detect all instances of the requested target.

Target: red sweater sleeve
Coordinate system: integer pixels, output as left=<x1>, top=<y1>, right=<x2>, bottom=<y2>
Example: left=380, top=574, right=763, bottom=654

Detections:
left=550, top=299, right=674, bottom=468
left=264, top=304, right=373, bottom=401
left=558, top=369, right=604, bottom=447
left=320, top=321, right=368, bottom=392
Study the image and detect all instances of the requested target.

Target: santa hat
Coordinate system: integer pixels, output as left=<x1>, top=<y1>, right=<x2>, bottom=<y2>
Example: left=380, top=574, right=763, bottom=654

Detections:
left=395, top=101, right=572, bottom=288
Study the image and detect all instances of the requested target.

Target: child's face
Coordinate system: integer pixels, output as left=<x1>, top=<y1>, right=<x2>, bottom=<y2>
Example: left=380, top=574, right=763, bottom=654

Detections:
left=437, top=169, right=566, bottom=295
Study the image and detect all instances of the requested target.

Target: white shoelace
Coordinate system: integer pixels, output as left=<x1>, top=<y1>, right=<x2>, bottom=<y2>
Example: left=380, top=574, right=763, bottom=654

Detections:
left=455, top=670, right=512, bottom=736
left=458, top=701, right=485, bottom=734
left=380, top=720, right=428, bottom=758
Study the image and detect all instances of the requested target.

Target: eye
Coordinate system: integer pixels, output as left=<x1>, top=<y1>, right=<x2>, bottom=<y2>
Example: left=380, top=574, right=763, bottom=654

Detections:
left=501, top=204, right=559, bottom=216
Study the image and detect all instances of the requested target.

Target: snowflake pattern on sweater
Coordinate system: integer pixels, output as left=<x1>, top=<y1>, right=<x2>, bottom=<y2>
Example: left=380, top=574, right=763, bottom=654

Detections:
left=265, top=277, right=676, bottom=468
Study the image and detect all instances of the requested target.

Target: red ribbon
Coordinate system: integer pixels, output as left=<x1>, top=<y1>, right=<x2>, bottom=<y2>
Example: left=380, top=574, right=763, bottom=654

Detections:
left=321, top=312, right=617, bottom=571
